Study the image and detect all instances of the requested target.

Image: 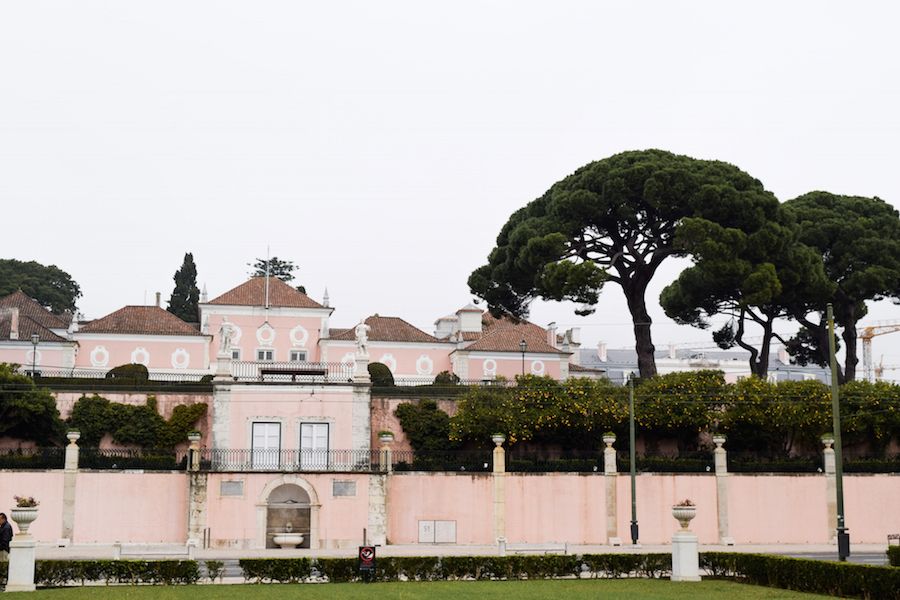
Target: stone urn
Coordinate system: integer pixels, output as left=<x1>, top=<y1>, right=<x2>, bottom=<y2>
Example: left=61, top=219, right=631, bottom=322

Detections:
left=672, top=504, right=696, bottom=530
left=491, top=433, right=506, bottom=446
left=10, top=507, right=39, bottom=535
left=378, top=432, right=394, bottom=445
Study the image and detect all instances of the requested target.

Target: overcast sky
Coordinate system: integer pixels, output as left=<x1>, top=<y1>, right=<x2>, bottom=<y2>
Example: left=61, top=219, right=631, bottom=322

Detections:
left=1, top=1, right=899, bottom=379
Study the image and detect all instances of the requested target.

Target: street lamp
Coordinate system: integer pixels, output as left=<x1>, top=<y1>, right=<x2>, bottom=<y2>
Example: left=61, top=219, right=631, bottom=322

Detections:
left=30, top=333, right=40, bottom=378
left=519, top=339, right=527, bottom=376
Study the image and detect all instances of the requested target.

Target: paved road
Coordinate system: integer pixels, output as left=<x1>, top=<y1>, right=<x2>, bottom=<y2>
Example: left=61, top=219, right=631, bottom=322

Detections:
left=785, top=551, right=888, bottom=566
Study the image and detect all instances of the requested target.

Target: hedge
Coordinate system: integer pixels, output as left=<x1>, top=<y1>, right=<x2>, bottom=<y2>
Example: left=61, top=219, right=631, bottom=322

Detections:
left=701, top=552, right=900, bottom=599
left=238, top=554, right=672, bottom=583
left=32, top=560, right=199, bottom=586
left=889, top=546, right=900, bottom=567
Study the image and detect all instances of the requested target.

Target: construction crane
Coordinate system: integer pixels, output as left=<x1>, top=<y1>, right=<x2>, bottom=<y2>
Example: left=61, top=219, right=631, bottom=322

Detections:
left=861, top=321, right=900, bottom=382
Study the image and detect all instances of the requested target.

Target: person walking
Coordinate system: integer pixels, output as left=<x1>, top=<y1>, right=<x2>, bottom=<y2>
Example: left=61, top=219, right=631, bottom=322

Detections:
left=0, top=512, right=12, bottom=589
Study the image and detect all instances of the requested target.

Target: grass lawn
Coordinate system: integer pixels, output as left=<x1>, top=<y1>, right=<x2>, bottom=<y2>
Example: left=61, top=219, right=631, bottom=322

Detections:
left=9, top=580, right=834, bottom=599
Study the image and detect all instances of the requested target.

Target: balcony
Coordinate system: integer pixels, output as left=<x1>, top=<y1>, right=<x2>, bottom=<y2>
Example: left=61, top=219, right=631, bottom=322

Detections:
left=230, top=361, right=353, bottom=384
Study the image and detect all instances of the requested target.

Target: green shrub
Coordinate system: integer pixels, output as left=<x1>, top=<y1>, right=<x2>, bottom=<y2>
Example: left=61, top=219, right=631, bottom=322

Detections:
left=368, top=362, right=394, bottom=386
left=238, top=558, right=312, bottom=583
left=315, top=558, right=357, bottom=582
left=204, top=560, right=224, bottom=582
left=33, top=560, right=199, bottom=586
left=434, top=371, right=460, bottom=385
left=888, top=546, right=900, bottom=567
left=105, top=363, right=150, bottom=381
left=395, top=400, right=459, bottom=456
left=701, top=552, right=900, bottom=599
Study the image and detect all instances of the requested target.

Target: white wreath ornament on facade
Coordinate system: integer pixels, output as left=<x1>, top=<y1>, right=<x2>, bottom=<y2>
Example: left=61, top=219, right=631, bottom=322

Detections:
left=482, top=359, right=497, bottom=378
left=289, top=324, right=309, bottom=347
left=530, top=360, right=545, bottom=376
left=131, top=347, right=150, bottom=366
left=171, top=348, right=191, bottom=369
left=340, top=352, right=356, bottom=368
left=379, top=354, right=397, bottom=373
left=90, top=346, right=109, bottom=368
left=416, top=354, right=434, bottom=376
left=256, top=323, right=276, bottom=346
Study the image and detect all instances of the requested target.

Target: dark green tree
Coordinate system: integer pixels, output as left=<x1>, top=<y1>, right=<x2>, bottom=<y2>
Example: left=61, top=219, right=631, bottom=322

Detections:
left=659, top=208, right=833, bottom=378
left=0, top=363, right=65, bottom=444
left=0, top=259, right=81, bottom=314
left=468, top=149, right=779, bottom=378
left=247, top=256, right=306, bottom=293
left=166, top=253, right=200, bottom=322
left=783, top=192, right=900, bottom=382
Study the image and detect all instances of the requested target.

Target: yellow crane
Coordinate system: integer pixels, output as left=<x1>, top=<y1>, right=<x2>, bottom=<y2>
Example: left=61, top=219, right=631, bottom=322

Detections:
left=861, top=321, right=900, bottom=382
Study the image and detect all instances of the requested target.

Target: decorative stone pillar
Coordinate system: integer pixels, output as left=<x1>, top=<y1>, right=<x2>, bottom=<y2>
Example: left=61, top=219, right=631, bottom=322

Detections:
left=378, top=432, right=394, bottom=474
left=214, top=351, right=232, bottom=380
left=491, top=434, right=506, bottom=544
left=671, top=504, right=701, bottom=582
left=822, top=435, right=837, bottom=543
left=186, top=431, right=207, bottom=546
left=713, top=435, right=734, bottom=545
left=602, top=433, right=621, bottom=545
left=7, top=507, right=39, bottom=592
left=188, top=431, right=202, bottom=472
left=60, top=430, right=80, bottom=543
left=367, top=475, right=388, bottom=546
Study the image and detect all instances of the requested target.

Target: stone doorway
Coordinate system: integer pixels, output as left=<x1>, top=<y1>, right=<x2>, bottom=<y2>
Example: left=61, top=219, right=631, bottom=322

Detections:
left=265, top=483, right=311, bottom=549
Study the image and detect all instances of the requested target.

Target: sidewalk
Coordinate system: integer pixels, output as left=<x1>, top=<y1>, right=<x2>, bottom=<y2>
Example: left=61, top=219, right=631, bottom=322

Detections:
left=33, top=542, right=891, bottom=561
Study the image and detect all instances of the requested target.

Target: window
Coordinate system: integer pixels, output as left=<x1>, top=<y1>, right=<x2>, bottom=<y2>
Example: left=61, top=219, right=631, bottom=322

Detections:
left=251, top=422, right=281, bottom=469
left=256, top=349, right=274, bottom=362
left=231, top=348, right=241, bottom=360
left=289, top=350, right=307, bottom=362
left=300, top=422, right=329, bottom=470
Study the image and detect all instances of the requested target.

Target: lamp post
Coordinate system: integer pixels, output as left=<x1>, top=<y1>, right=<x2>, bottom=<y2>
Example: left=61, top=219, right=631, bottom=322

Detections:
left=30, top=333, right=40, bottom=378
left=827, top=304, right=850, bottom=560
left=628, top=374, right=639, bottom=545
left=519, top=340, right=527, bottom=376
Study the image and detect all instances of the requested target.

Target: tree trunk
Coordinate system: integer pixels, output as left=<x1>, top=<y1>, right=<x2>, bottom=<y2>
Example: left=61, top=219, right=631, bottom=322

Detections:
left=754, top=317, right=775, bottom=380
left=840, top=303, right=859, bottom=383
left=623, top=274, right=657, bottom=379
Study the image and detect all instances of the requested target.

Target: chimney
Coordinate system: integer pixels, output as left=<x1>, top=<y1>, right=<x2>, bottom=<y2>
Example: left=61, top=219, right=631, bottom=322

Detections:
left=597, top=341, right=607, bottom=362
left=6, top=308, right=19, bottom=340
left=200, top=284, right=208, bottom=304
left=155, top=292, right=161, bottom=307
left=546, top=322, right=557, bottom=348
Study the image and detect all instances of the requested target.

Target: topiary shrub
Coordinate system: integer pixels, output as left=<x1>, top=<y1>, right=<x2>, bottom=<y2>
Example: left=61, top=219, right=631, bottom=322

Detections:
left=889, top=545, right=900, bottom=567
left=368, top=362, right=394, bottom=386
left=433, top=371, right=460, bottom=385
left=105, top=363, right=149, bottom=381
left=395, top=400, right=459, bottom=456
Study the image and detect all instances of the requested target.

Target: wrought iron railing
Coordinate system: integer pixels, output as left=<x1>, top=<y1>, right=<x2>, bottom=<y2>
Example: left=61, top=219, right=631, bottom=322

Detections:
left=229, top=361, right=353, bottom=383
left=0, top=447, right=65, bottom=469
left=197, top=448, right=380, bottom=472
left=391, top=450, right=493, bottom=472
left=79, top=448, right=188, bottom=470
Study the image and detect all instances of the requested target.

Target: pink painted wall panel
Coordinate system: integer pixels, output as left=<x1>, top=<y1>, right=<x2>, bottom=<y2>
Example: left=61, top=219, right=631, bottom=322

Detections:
left=614, top=474, right=719, bottom=544
left=843, top=475, right=900, bottom=542
left=727, top=475, right=828, bottom=544
left=468, top=356, right=562, bottom=380
left=72, top=472, right=188, bottom=543
left=0, top=471, right=66, bottom=542
left=207, top=313, right=324, bottom=363
left=387, top=473, right=494, bottom=544
left=321, top=342, right=453, bottom=379
left=505, top=474, right=607, bottom=544
left=224, top=387, right=356, bottom=450
left=74, top=338, right=208, bottom=370
left=0, top=346, right=71, bottom=371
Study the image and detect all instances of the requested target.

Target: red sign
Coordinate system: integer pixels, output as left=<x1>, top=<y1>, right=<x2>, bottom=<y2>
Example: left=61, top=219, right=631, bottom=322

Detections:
left=358, top=545, right=376, bottom=573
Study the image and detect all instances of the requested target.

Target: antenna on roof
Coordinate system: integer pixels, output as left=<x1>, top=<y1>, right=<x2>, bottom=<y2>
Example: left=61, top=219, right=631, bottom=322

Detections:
left=265, top=245, right=271, bottom=313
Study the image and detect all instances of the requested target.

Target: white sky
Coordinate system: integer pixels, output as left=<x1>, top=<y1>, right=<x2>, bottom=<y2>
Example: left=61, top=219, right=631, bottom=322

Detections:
left=1, top=1, right=899, bottom=379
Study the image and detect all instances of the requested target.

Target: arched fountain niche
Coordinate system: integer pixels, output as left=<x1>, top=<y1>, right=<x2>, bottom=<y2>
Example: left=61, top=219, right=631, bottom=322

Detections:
left=266, top=483, right=311, bottom=549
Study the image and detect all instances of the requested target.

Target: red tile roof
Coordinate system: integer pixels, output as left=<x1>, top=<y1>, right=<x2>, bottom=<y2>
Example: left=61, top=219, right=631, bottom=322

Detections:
left=454, top=311, right=567, bottom=354
left=0, top=312, right=67, bottom=342
left=208, top=277, right=325, bottom=309
left=327, top=316, right=443, bottom=344
left=0, top=290, right=69, bottom=329
left=79, top=306, right=205, bottom=336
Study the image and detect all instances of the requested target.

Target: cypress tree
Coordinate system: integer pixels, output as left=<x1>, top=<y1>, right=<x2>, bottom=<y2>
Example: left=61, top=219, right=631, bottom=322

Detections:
left=167, top=252, right=200, bottom=322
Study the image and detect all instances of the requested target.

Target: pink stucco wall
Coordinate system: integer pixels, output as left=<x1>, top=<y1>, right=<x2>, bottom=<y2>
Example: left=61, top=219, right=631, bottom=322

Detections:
left=387, top=473, right=494, bottom=544
left=206, top=313, right=325, bottom=364
left=73, top=472, right=189, bottom=543
left=222, top=386, right=356, bottom=451
left=0, top=471, right=66, bottom=542
left=53, top=391, right=212, bottom=421
left=465, top=355, right=563, bottom=380
left=616, top=474, right=719, bottom=544
left=506, top=474, right=608, bottom=544
left=74, top=336, right=209, bottom=371
left=0, top=344, right=73, bottom=371
left=322, top=341, right=453, bottom=379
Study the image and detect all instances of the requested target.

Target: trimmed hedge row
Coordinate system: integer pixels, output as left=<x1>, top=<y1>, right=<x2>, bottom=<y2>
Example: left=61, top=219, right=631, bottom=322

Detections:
left=238, top=554, right=673, bottom=583
left=702, top=552, right=900, bottom=599
left=33, top=560, right=199, bottom=586
left=888, top=545, right=900, bottom=567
